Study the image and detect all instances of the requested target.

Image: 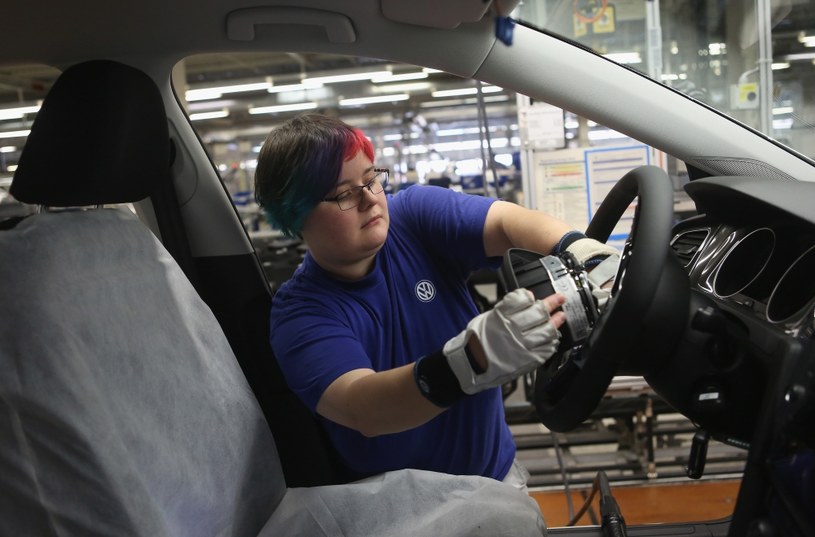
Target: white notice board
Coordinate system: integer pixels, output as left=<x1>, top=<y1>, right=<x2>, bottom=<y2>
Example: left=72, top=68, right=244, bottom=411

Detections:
left=518, top=102, right=565, bottom=150
left=533, top=144, right=665, bottom=248
left=532, top=147, right=590, bottom=230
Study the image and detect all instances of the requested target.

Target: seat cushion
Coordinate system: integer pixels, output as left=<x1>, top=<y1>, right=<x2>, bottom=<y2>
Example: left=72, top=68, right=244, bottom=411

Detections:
left=263, top=468, right=546, bottom=536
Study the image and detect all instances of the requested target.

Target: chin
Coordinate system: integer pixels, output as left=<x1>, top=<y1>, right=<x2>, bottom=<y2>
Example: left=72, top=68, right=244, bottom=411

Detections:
left=362, top=232, right=388, bottom=256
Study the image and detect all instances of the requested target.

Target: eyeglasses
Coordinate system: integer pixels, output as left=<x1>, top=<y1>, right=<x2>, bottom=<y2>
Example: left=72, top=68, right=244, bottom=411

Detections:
left=323, top=168, right=389, bottom=211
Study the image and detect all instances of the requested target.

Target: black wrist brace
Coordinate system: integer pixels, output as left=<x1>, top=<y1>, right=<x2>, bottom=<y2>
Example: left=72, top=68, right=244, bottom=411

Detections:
left=413, top=349, right=468, bottom=408
left=552, top=230, right=587, bottom=255
left=553, top=230, right=611, bottom=267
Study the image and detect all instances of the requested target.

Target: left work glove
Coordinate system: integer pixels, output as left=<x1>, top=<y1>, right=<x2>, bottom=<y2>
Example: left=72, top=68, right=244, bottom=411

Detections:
left=444, top=288, right=561, bottom=395
left=414, top=289, right=562, bottom=407
left=560, top=234, right=620, bottom=310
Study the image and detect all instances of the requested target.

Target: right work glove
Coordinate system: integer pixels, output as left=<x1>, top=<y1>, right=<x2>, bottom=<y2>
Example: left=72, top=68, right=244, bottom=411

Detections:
left=444, top=288, right=561, bottom=395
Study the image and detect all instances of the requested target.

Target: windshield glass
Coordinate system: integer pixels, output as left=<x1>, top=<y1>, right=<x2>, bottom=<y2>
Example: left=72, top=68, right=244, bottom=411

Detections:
left=514, top=0, right=815, bottom=160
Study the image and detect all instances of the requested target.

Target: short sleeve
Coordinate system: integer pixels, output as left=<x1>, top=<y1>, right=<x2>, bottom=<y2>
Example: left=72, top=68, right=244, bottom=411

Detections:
left=389, top=186, right=499, bottom=272
left=271, top=298, right=372, bottom=412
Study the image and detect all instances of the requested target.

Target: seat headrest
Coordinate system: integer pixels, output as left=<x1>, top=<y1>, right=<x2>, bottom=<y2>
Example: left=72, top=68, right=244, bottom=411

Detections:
left=10, top=59, right=169, bottom=207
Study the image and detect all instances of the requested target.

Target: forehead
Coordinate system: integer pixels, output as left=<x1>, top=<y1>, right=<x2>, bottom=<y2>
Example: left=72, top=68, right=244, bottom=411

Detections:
left=336, top=152, right=375, bottom=186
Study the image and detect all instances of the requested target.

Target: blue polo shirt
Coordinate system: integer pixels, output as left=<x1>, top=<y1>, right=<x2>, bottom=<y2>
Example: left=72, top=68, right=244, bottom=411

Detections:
left=271, top=185, right=514, bottom=480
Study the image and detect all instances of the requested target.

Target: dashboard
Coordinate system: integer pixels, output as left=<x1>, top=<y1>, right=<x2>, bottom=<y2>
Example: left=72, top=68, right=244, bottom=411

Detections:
left=645, top=175, right=815, bottom=448
left=678, top=178, right=815, bottom=337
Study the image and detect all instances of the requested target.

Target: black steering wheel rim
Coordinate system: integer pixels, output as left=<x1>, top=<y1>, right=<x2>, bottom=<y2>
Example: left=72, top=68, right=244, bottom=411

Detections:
left=533, top=165, right=675, bottom=432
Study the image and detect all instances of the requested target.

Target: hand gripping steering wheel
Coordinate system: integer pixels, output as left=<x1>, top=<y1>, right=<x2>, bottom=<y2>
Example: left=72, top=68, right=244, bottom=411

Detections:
left=533, top=165, right=685, bottom=432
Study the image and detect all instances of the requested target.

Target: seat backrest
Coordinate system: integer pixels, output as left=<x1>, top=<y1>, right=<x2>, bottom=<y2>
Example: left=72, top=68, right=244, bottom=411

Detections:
left=0, top=60, right=286, bottom=536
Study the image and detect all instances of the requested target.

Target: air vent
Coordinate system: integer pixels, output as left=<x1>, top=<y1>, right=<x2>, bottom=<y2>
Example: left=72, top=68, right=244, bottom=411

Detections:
left=670, top=229, right=710, bottom=268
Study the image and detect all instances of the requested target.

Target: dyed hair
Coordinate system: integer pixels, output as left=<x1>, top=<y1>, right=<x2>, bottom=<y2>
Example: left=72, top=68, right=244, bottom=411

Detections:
left=254, top=113, right=374, bottom=237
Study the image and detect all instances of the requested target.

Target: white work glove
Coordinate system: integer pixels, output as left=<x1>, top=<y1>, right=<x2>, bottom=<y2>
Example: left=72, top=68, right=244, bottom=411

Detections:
left=444, top=288, right=561, bottom=395
left=564, top=237, right=619, bottom=267
left=566, top=237, right=620, bottom=311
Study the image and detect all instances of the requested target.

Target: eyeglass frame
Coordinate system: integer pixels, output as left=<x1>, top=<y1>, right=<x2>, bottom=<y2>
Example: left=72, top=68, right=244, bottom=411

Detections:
left=322, top=168, right=389, bottom=211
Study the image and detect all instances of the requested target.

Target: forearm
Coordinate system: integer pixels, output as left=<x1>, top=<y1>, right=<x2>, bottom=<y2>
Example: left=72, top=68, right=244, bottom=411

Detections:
left=483, top=200, right=574, bottom=258
left=316, top=364, right=445, bottom=437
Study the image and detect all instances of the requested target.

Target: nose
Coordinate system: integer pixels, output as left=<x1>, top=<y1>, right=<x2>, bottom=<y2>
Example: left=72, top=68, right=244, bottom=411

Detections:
left=357, top=183, right=379, bottom=209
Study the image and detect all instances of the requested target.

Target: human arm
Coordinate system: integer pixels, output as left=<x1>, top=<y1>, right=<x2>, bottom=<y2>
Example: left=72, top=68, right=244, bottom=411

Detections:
left=482, top=200, right=618, bottom=289
left=316, top=364, right=443, bottom=437
left=481, top=199, right=575, bottom=257
left=316, top=290, right=566, bottom=437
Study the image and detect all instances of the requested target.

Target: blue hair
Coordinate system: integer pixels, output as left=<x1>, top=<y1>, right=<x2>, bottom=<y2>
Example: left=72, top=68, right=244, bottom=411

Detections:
left=254, top=114, right=374, bottom=237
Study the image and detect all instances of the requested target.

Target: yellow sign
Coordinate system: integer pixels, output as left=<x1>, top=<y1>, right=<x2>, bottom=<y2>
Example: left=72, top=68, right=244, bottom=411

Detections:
left=738, top=83, right=758, bottom=105
left=573, top=3, right=615, bottom=36
left=573, top=16, right=587, bottom=38
left=593, top=5, right=615, bottom=34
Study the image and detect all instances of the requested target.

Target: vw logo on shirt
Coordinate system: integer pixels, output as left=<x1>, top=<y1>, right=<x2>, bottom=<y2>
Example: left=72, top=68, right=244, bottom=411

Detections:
left=415, top=280, right=436, bottom=302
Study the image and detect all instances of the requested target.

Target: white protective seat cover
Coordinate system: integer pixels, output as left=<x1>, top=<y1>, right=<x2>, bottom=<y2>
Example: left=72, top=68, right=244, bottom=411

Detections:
left=0, top=208, right=546, bottom=536
left=0, top=209, right=285, bottom=536
left=265, top=468, right=546, bottom=537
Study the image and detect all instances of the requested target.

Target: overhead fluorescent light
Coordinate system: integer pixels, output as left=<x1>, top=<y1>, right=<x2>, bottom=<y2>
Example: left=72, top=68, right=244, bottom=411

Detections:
left=0, top=145, right=17, bottom=153
left=374, top=82, right=431, bottom=93
left=783, top=52, right=815, bottom=61
left=422, top=68, right=443, bottom=74
left=771, top=62, right=790, bottom=70
left=302, top=71, right=391, bottom=85
left=420, top=98, right=467, bottom=108
left=431, top=86, right=502, bottom=98
left=383, top=134, right=403, bottom=141
left=405, top=137, right=518, bottom=155
left=186, top=89, right=224, bottom=101
left=216, top=82, right=270, bottom=93
left=339, top=94, right=410, bottom=106
left=6, top=164, right=17, bottom=172
left=267, top=81, right=324, bottom=93
left=463, top=95, right=510, bottom=105
left=248, top=102, right=318, bottom=114
left=436, top=127, right=481, bottom=137
left=186, top=81, right=271, bottom=101
left=435, top=126, right=506, bottom=137
left=772, top=106, right=794, bottom=115
left=798, top=32, right=815, bottom=47
left=189, top=109, right=229, bottom=121
left=188, top=99, right=237, bottom=111
left=0, top=105, right=40, bottom=121
left=0, top=129, right=30, bottom=139
left=371, top=72, right=428, bottom=83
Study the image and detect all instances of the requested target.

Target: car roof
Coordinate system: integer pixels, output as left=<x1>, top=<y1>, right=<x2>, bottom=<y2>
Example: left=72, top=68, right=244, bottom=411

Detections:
left=0, top=1, right=499, bottom=75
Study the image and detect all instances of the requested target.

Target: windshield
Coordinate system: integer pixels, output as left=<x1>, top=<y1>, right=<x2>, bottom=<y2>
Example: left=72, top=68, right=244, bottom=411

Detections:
left=514, top=0, right=815, bottom=160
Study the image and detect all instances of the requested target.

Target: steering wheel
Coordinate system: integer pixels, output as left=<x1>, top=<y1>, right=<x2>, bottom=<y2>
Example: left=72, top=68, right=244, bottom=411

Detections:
left=533, top=165, right=679, bottom=432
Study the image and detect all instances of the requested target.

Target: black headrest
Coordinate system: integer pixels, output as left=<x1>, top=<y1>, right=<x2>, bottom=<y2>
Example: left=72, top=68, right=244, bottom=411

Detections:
left=10, top=60, right=169, bottom=206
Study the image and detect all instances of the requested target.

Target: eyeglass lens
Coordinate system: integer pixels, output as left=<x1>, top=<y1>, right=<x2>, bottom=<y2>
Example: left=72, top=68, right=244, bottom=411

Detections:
left=337, top=171, right=387, bottom=210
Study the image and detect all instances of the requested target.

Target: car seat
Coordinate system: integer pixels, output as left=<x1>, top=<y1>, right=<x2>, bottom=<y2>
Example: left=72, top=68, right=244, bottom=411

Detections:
left=0, top=59, right=546, bottom=536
